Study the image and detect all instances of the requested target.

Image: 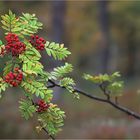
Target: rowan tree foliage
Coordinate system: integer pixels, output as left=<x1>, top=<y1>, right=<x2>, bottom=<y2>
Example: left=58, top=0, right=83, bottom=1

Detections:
left=0, top=11, right=73, bottom=137
left=0, top=11, right=140, bottom=139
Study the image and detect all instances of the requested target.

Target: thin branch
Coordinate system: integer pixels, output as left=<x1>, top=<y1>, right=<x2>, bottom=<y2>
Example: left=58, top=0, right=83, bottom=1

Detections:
left=99, top=83, right=110, bottom=100
left=48, top=80, right=140, bottom=120
left=24, top=94, right=55, bottom=140
left=42, top=127, right=55, bottom=140
left=47, top=84, right=56, bottom=88
left=108, top=100, right=140, bottom=120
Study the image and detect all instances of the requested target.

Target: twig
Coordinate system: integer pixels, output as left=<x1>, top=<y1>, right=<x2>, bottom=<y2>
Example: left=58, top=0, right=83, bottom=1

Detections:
left=48, top=80, right=140, bottom=120
left=99, top=83, right=110, bottom=100
left=42, top=127, right=55, bottom=140
left=24, top=93, right=55, bottom=139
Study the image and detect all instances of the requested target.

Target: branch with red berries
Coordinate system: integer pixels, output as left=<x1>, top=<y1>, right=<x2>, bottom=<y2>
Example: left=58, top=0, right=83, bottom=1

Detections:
left=0, top=11, right=69, bottom=138
left=0, top=11, right=140, bottom=140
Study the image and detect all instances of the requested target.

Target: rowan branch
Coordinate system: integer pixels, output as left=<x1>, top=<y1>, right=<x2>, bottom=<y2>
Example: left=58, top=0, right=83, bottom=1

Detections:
left=42, top=127, right=55, bottom=140
left=25, top=97, right=55, bottom=140
left=48, top=80, right=140, bottom=120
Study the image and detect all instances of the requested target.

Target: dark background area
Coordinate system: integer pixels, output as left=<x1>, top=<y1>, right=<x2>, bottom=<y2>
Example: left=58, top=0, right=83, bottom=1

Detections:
left=0, top=1, right=140, bottom=139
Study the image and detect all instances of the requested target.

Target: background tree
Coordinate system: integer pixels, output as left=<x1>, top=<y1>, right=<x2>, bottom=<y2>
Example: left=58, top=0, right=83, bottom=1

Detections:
left=97, top=0, right=110, bottom=73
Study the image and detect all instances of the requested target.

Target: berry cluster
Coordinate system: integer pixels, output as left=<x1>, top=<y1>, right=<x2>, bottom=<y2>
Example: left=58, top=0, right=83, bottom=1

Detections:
left=36, top=100, right=50, bottom=113
left=29, top=35, right=46, bottom=51
left=4, top=67, right=23, bottom=87
left=5, top=33, right=26, bottom=56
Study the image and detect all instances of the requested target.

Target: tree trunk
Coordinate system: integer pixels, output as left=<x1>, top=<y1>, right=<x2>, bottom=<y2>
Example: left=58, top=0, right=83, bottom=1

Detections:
left=51, top=1, right=66, bottom=43
left=51, top=1, right=66, bottom=100
left=126, top=26, right=136, bottom=77
left=97, top=0, right=110, bottom=74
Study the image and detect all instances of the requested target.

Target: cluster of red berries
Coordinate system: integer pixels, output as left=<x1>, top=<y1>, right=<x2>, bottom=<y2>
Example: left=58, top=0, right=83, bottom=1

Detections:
left=29, top=35, right=46, bottom=51
left=36, top=100, right=50, bottom=113
left=5, top=33, right=26, bottom=56
left=4, top=67, right=23, bottom=87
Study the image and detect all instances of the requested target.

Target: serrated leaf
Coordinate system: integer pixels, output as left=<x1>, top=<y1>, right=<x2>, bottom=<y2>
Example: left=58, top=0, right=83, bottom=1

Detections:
left=21, top=80, right=53, bottom=102
left=19, top=99, right=36, bottom=120
left=37, top=104, right=65, bottom=136
left=50, top=63, right=73, bottom=80
left=45, top=41, right=71, bottom=60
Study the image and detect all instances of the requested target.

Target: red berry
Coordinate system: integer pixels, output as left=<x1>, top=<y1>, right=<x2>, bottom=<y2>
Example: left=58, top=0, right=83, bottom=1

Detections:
left=4, top=67, right=23, bottom=87
left=36, top=100, right=49, bottom=113
left=29, top=35, right=46, bottom=51
left=14, top=67, right=19, bottom=72
left=5, top=33, right=26, bottom=56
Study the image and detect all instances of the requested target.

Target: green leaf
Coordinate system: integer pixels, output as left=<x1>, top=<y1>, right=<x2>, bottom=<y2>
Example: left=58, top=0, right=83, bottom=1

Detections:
left=1, top=10, right=21, bottom=34
left=3, top=60, right=13, bottom=76
left=19, top=47, right=41, bottom=63
left=107, top=81, right=124, bottom=97
left=21, top=80, right=53, bottom=102
left=0, top=40, right=3, bottom=45
left=19, top=99, right=36, bottom=120
left=19, top=47, right=43, bottom=75
left=1, top=11, right=42, bottom=37
left=60, top=77, right=75, bottom=87
left=22, top=61, right=43, bottom=75
left=0, top=77, right=9, bottom=95
left=110, top=72, right=121, bottom=81
left=45, top=41, right=71, bottom=60
left=37, top=104, right=65, bottom=136
left=83, top=72, right=124, bottom=97
left=83, top=73, right=111, bottom=84
left=18, top=13, right=42, bottom=36
left=59, top=77, right=79, bottom=98
left=50, top=63, right=73, bottom=80
left=37, top=71, right=50, bottom=82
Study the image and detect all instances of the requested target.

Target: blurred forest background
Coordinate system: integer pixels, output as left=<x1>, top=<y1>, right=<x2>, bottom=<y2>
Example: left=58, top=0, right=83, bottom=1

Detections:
left=0, top=0, right=140, bottom=139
